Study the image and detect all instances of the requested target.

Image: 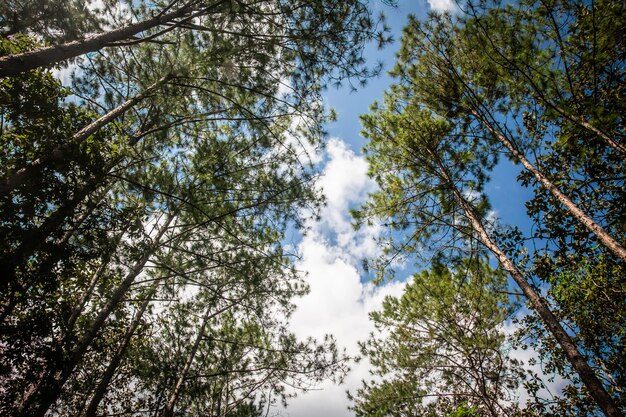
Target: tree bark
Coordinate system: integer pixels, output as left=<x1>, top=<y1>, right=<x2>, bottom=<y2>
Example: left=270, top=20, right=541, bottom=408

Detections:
left=57, top=184, right=112, bottom=247
left=161, top=308, right=212, bottom=417
left=161, top=301, right=236, bottom=417
left=550, top=104, right=626, bottom=157
left=0, top=185, right=112, bottom=325
left=17, top=213, right=174, bottom=417
left=471, top=108, right=626, bottom=263
left=430, top=153, right=622, bottom=417
left=435, top=31, right=626, bottom=262
left=0, top=4, right=198, bottom=77
left=65, top=232, right=124, bottom=339
left=467, top=10, right=626, bottom=159
left=0, top=74, right=172, bottom=198
left=9, top=181, right=97, bottom=266
left=82, top=285, right=157, bottom=417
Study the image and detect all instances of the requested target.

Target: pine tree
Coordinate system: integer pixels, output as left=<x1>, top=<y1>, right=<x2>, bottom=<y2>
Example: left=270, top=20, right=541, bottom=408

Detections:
left=351, top=259, right=525, bottom=417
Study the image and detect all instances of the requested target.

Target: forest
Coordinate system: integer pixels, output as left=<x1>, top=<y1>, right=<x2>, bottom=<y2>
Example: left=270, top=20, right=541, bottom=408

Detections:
left=0, top=0, right=623, bottom=416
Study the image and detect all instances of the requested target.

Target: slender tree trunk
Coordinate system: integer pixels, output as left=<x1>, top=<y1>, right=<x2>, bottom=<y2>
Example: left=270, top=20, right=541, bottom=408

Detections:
left=0, top=184, right=111, bottom=324
left=65, top=232, right=124, bottom=339
left=161, top=301, right=236, bottom=417
left=58, top=184, right=111, bottom=246
left=437, top=37, right=626, bottom=261
left=430, top=153, right=622, bottom=417
left=161, top=308, right=212, bottom=417
left=0, top=74, right=172, bottom=198
left=0, top=4, right=199, bottom=77
left=471, top=108, right=626, bottom=263
left=12, top=169, right=113, bottom=268
left=550, top=104, right=626, bottom=157
left=466, top=12, right=626, bottom=158
left=17, top=213, right=174, bottom=417
left=0, top=182, right=96, bottom=307
left=82, top=285, right=157, bottom=417
left=9, top=181, right=97, bottom=264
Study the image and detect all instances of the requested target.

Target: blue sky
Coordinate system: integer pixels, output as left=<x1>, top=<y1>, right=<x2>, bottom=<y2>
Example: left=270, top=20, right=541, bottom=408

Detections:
left=281, top=1, right=543, bottom=416
left=52, top=2, right=541, bottom=414
left=324, top=0, right=535, bottom=238
left=324, top=1, right=426, bottom=152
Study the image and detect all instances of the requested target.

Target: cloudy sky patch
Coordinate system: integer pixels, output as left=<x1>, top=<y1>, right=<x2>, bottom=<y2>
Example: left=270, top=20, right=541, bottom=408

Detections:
left=282, top=138, right=407, bottom=417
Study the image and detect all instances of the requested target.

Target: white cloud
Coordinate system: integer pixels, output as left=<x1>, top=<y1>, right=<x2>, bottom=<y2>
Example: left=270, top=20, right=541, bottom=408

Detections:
left=501, top=318, right=569, bottom=406
left=426, top=0, right=458, bottom=12
left=51, top=66, right=76, bottom=86
left=87, top=0, right=132, bottom=29
left=315, top=138, right=381, bottom=259
left=279, top=138, right=407, bottom=417
left=51, top=56, right=86, bottom=86
left=277, top=137, right=568, bottom=416
left=285, top=234, right=406, bottom=417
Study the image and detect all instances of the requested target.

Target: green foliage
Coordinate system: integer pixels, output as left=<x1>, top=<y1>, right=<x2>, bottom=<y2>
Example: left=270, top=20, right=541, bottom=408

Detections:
left=0, top=0, right=102, bottom=41
left=0, top=35, right=140, bottom=414
left=0, top=2, right=389, bottom=414
left=448, top=403, right=483, bottom=417
left=472, top=0, right=626, bottom=411
left=350, top=259, right=524, bottom=417
left=356, top=0, right=625, bottom=415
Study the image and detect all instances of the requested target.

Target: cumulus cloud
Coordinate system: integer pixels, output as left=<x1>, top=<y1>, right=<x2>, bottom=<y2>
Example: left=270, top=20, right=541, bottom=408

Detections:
left=426, top=0, right=458, bottom=12
left=51, top=66, right=77, bottom=86
left=278, top=138, right=566, bottom=416
left=285, top=237, right=406, bottom=417
left=501, top=319, right=569, bottom=406
left=281, top=138, right=407, bottom=417
left=315, top=138, right=382, bottom=258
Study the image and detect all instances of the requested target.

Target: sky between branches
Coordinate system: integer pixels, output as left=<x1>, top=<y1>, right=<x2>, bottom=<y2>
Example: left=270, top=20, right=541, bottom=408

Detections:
left=280, top=0, right=542, bottom=415
left=46, top=1, right=542, bottom=415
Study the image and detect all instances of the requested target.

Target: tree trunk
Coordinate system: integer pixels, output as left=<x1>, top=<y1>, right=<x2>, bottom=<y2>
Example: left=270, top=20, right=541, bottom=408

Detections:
left=17, top=213, right=174, bottom=417
left=0, top=4, right=198, bottom=77
left=430, top=154, right=622, bottom=417
left=0, top=185, right=112, bottom=325
left=467, top=13, right=626, bottom=158
left=82, top=285, right=157, bottom=417
left=161, top=301, right=236, bottom=417
left=57, top=184, right=112, bottom=247
left=471, top=108, right=626, bottom=263
left=0, top=74, right=172, bottom=198
left=65, top=232, right=124, bottom=339
left=9, top=181, right=97, bottom=265
left=11, top=169, right=113, bottom=271
left=161, top=308, right=212, bottom=417
left=0, top=181, right=96, bottom=303
left=551, top=104, right=626, bottom=157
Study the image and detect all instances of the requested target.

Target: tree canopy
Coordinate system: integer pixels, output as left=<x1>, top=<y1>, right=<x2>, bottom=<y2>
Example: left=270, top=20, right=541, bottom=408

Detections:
left=353, top=0, right=625, bottom=416
left=0, top=1, right=387, bottom=415
left=1, top=0, right=625, bottom=416
left=350, top=259, right=525, bottom=417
